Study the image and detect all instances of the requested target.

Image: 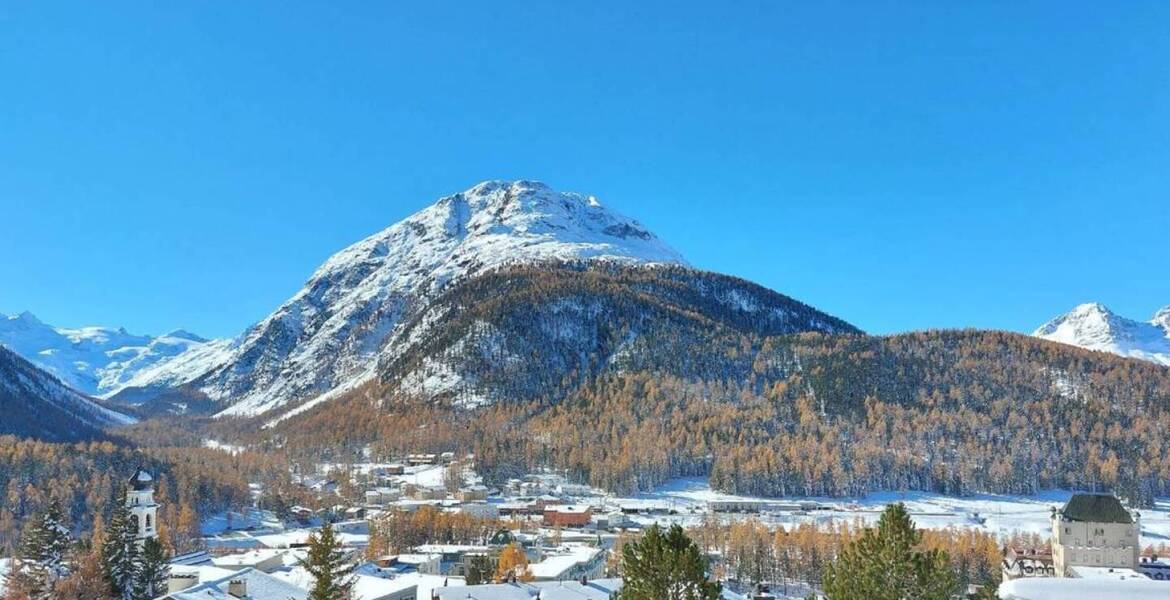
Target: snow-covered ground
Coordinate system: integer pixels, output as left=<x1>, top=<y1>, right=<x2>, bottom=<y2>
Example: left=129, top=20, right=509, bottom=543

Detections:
left=605, top=477, right=1170, bottom=542
left=321, top=462, right=451, bottom=489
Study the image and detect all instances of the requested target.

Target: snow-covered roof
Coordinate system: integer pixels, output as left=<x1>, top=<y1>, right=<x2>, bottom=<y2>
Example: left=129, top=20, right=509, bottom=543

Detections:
left=433, top=578, right=622, bottom=600
left=414, top=544, right=491, bottom=555
left=271, top=566, right=419, bottom=600
left=545, top=505, right=591, bottom=514
left=998, top=575, right=1170, bottom=600
left=167, top=567, right=308, bottom=600
left=128, top=468, right=153, bottom=491
left=529, top=545, right=602, bottom=580
left=210, top=548, right=288, bottom=568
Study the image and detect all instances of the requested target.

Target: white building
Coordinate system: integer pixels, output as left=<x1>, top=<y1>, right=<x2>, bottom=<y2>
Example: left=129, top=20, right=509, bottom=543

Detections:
left=127, top=468, right=159, bottom=543
left=1051, top=493, right=1140, bottom=576
left=432, top=578, right=623, bottom=600
left=162, top=566, right=308, bottom=600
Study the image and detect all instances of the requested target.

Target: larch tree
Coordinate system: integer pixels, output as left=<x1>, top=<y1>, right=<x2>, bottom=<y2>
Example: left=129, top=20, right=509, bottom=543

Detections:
left=493, top=542, right=533, bottom=583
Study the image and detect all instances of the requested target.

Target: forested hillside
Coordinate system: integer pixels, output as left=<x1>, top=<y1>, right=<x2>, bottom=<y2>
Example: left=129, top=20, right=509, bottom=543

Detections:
left=0, top=434, right=302, bottom=553
left=256, top=328, right=1170, bottom=507
left=377, top=262, right=859, bottom=408
left=0, top=345, right=133, bottom=442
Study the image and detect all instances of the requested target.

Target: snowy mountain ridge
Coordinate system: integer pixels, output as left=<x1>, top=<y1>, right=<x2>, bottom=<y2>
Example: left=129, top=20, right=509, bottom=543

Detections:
left=1033, top=302, right=1170, bottom=367
left=0, top=344, right=135, bottom=441
left=117, top=180, right=691, bottom=417
left=0, top=311, right=221, bottom=398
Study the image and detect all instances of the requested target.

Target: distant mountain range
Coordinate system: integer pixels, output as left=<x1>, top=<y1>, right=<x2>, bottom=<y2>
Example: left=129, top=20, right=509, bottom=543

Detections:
left=3, top=179, right=1167, bottom=465
left=3, top=179, right=1170, bottom=505
left=0, top=311, right=223, bottom=398
left=1034, top=303, right=1170, bottom=367
left=91, top=180, right=857, bottom=419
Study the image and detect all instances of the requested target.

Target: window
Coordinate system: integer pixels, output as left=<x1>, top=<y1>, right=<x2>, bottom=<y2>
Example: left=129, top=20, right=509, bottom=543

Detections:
left=145, top=514, right=152, bottom=530
left=1064, top=527, right=1071, bottom=535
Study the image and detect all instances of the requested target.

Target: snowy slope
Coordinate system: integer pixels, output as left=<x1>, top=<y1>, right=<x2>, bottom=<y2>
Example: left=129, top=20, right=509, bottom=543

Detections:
left=0, top=344, right=135, bottom=441
left=1034, top=303, right=1170, bottom=367
left=125, top=180, right=689, bottom=417
left=0, top=311, right=220, bottom=398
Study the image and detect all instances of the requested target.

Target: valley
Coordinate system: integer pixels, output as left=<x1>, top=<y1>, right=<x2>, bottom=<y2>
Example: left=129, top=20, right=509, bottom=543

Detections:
left=2, top=181, right=1168, bottom=600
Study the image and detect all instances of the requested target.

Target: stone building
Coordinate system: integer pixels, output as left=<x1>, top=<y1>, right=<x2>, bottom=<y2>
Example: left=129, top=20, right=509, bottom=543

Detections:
left=1051, top=492, right=1139, bottom=576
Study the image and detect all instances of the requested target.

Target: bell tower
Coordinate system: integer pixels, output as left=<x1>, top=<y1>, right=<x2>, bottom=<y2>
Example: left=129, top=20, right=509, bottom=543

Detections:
left=126, top=467, right=159, bottom=542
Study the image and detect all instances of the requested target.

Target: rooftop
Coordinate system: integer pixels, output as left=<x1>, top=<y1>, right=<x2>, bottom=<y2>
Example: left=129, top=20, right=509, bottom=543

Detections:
left=167, top=567, right=308, bottom=600
left=1060, top=493, right=1133, bottom=524
left=433, top=578, right=622, bottom=600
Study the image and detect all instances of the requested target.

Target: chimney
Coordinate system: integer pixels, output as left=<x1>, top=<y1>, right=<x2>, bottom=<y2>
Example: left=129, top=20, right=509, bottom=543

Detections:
left=228, top=578, right=247, bottom=598
left=167, top=573, right=199, bottom=593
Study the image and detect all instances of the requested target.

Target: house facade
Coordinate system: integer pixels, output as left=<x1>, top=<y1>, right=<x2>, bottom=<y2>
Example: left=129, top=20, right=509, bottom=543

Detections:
left=1051, top=493, right=1140, bottom=576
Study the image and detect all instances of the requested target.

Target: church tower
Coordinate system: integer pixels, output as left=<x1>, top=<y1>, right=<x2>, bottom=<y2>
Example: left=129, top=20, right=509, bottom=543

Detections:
left=126, top=467, right=159, bottom=542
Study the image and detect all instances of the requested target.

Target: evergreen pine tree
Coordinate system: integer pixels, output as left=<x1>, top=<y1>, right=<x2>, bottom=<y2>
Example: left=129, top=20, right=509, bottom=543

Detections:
left=618, top=524, right=721, bottom=600
left=299, top=523, right=354, bottom=600
left=465, top=554, right=493, bottom=586
left=100, top=493, right=139, bottom=600
left=130, top=537, right=169, bottom=600
left=822, top=503, right=958, bottom=600
left=7, top=501, right=73, bottom=600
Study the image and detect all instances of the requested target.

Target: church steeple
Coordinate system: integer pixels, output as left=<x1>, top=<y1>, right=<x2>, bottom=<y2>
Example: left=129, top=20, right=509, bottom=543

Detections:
left=126, top=468, right=159, bottom=542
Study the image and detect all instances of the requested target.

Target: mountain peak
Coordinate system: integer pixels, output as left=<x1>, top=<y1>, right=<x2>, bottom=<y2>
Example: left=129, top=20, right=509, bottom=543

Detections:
left=163, top=329, right=208, bottom=343
left=431, top=179, right=683, bottom=261
left=8, top=310, right=45, bottom=326
left=1153, top=306, right=1170, bottom=332
left=1072, top=302, right=1113, bottom=315
left=315, top=180, right=686, bottom=288
left=1034, top=302, right=1170, bottom=367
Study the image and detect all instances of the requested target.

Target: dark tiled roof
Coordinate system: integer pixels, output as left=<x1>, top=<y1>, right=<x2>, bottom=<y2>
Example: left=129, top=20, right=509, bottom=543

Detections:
left=1061, top=493, right=1133, bottom=524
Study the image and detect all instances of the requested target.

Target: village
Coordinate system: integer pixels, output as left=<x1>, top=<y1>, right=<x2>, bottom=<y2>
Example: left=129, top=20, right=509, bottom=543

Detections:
left=84, top=450, right=1170, bottom=600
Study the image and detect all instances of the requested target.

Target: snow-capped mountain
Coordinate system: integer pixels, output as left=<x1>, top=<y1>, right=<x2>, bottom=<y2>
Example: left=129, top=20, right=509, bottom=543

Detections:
left=0, top=344, right=135, bottom=441
left=1034, top=302, right=1170, bottom=367
left=0, top=311, right=219, bottom=398
left=130, top=180, right=687, bottom=416
left=114, top=180, right=854, bottom=419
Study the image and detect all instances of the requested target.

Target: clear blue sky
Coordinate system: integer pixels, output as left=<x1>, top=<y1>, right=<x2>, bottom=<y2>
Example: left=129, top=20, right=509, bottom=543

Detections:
left=1, top=2, right=1167, bottom=338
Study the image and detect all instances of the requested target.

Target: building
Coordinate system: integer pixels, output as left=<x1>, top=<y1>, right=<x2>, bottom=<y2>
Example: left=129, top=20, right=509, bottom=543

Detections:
left=542, top=505, right=592, bottom=528
left=458, top=502, right=500, bottom=520
left=998, top=566, right=1169, bottom=599
left=1051, top=493, right=1140, bottom=576
left=162, top=566, right=308, bottom=600
left=210, top=549, right=288, bottom=573
left=127, top=467, right=159, bottom=543
left=431, top=578, right=622, bottom=600
left=1002, top=547, right=1056, bottom=580
left=457, top=486, right=490, bottom=502
left=528, top=545, right=605, bottom=582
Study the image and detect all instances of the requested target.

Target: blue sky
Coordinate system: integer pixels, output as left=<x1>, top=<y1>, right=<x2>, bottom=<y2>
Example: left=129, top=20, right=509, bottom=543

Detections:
left=1, top=2, right=1167, bottom=338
